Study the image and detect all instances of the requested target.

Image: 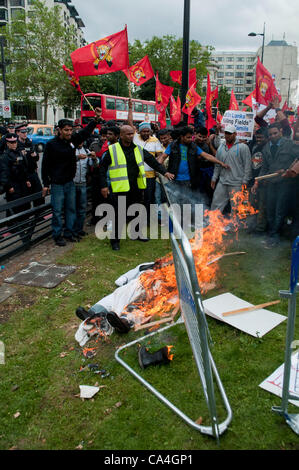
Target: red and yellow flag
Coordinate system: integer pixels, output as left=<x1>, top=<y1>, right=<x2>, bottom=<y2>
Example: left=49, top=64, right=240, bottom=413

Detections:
left=182, top=81, right=201, bottom=116
left=170, top=95, right=181, bottom=126
left=155, top=73, right=174, bottom=112
left=229, top=90, right=239, bottom=110
left=123, top=55, right=154, bottom=86
left=62, top=65, right=83, bottom=95
left=169, top=68, right=197, bottom=87
left=71, top=27, right=129, bottom=77
left=158, top=108, right=167, bottom=129
left=255, top=57, right=280, bottom=106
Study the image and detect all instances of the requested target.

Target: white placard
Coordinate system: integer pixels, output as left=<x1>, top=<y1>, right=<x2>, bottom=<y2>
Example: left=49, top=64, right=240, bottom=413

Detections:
left=221, top=110, right=254, bottom=141
left=203, top=292, right=286, bottom=337
left=259, top=351, right=299, bottom=407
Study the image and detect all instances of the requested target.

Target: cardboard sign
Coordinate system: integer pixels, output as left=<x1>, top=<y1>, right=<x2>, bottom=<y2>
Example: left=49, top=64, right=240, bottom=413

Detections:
left=221, top=110, right=254, bottom=141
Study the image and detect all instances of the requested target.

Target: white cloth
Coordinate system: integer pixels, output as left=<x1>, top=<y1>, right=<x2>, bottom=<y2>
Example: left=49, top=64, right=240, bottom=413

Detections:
left=114, top=262, right=155, bottom=286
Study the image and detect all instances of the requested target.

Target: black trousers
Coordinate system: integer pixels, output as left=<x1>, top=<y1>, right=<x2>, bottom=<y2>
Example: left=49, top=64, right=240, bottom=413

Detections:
left=266, top=181, right=295, bottom=237
left=109, top=188, right=144, bottom=243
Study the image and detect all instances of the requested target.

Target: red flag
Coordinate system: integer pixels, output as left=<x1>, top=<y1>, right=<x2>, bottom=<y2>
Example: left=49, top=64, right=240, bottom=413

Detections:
left=242, top=90, right=256, bottom=108
left=229, top=90, right=239, bottom=110
left=255, top=57, right=280, bottom=106
left=71, top=27, right=129, bottom=77
left=158, top=108, right=167, bottom=129
left=62, top=65, right=83, bottom=95
left=155, top=73, right=173, bottom=112
left=282, top=101, right=288, bottom=112
left=169, top=68, right=197, bottom=87
left=123, top=55, right=154, bottom=86
left=182, top=81, right=201, bottom=116
left=211, top=86, right=218, bottom=102
left=170, top=95, right=181, bottom=126
left=216, top=110, right=222, bottom=123
left=205, top=73, right=217, bottom=130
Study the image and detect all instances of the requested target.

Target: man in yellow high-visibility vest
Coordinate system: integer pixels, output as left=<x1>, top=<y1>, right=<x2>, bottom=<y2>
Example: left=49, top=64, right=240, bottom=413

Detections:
left=99, top=125, right=174, bottom=250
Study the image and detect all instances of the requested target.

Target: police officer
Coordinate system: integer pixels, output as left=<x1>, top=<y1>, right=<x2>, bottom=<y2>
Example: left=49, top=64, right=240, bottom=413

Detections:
left=0, top=133, right=31, bottom=215
left=0, top=122, right=15, bottom=155
left=15, top=123, right=44, bottom=206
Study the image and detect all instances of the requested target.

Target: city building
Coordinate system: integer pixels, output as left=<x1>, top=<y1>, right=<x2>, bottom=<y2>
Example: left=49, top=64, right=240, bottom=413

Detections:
left=211, top=50, right=256, bottom=107
left=256, top=40, right=299, bottom=109
left=0, top=0, right=86, bottom=123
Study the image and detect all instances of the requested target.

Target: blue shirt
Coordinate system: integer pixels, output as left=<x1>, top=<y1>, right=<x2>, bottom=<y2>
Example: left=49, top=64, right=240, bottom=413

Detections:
left=165, top=143, right=203, bottom=181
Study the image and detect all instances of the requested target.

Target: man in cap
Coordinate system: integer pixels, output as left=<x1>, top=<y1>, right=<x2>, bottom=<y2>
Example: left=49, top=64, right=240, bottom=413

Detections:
left=0, top=122, right=15, bottom=154
left=0, top=133, right=32, bottom=214
left=42, top=107, right=103, bottom=246
left=15, top=123, right=44, bottom=206
left=210, top=124, right=252, bottom=213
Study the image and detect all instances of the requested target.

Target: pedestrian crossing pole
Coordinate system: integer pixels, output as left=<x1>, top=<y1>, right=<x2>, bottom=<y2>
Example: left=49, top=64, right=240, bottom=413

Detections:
left=181, top=0, right=190, bottom=124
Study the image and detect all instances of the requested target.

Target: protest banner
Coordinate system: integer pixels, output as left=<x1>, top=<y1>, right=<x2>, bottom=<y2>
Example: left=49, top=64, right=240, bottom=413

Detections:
left=220, top=109, right=254, bottom=141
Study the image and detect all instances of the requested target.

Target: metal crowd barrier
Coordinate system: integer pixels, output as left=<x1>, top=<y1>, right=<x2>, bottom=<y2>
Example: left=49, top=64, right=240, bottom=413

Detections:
left=115, top=178, right=232, bottom=441
left=272, top=235, right=299, bottom=434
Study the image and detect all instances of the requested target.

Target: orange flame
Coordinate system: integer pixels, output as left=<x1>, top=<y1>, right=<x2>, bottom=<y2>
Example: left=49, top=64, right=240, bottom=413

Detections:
left=122, top=201, right=258, bottom=324
left=166, top=345, right=174, bottom=361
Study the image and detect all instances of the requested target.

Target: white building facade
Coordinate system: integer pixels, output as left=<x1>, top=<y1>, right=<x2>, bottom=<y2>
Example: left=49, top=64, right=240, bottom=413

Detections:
left=0, top=0, right=86, bottom=124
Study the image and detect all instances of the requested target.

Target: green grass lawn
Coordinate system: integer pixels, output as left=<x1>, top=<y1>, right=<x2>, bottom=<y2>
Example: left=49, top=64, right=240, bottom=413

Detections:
left=0, top=230, right=298, bottom=450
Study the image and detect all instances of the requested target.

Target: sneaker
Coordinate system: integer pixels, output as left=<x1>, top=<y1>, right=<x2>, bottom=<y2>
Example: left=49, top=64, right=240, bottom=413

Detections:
left=55, top=237, right=66, bottom=247
left=76, top=306, right=95, bottom=321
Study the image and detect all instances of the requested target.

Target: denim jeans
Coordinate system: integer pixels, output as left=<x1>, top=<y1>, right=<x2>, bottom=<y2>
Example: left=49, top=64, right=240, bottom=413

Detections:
left=51, top=182, right=76, bottom=239
left=74, top=184, right=87, bottom=235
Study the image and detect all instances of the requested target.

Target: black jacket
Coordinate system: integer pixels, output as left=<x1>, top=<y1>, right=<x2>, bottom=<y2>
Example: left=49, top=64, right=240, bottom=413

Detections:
left=17, top=137, right=38, bottom=174
left=42, top=120, right=97, bottom=187
left=0, top=148, right=30, bottom=192
left=259, top=137, right=299, bottom=183
left=167, top=140, right=201, bottom=189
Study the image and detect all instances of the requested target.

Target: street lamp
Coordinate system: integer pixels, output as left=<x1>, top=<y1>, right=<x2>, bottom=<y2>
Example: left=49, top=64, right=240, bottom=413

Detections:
left=281, top=73, right=291, bottom=107
left=248, top=22, right=265, bottom=64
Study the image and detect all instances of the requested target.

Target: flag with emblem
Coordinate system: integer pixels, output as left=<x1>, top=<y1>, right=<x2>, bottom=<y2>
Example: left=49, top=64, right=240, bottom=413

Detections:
left=169, top=68, right=197, bottom=87
left=155, top=73, right=173, bottom=112
left=71, top=27, right=129, bottom=77
left=62, top=65, right=83, bottom=95
left=229, top=90, right=239, bottom=110
left=182, top=81, right=201, bottom=115
left=123, top=55, right=154, bottom=86
left=255, top=57, right=280, bottom=106
left=170, top=95, right=181, bottom=126
left=205, top=73, right=217, bottom=130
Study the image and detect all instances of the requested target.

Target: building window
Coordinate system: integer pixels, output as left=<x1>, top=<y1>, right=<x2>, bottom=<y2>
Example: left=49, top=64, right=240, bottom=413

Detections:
left=246, top=57, right=255, bottom=62
left=247, top=65, right=254, bottom=69
left=226, top=65, right=234, bottom=69
left=216, top=57, right=223, bottom=61
left=235, top=94, right=243, bottom=100
left=217, top=72, right=224, bottom=78
left=225, top=72, right=234, bottom=77
left=246, top=72, right=253, bottom=77
left=218, top=65, right=224, bottom=69
left=235, top=80, right=244, bottom=85
left=236, top=57, right=244, bottom=62
left=10, top=7, right=25, bottom=18
left=225, top=79, right=233, bottom=84
left=0, top=8, right=8, bottom=20
left=226, top=57, right=234, bottom=62
left=218, top=79, right=223, bottom=85
left=236, top=87, right=244, bottom=92
left=10, top=0, right=25, bottom=6
left=235, top=72, right=244, bottom=78
left=0, top=0, right=8, bottom=7
left=236, top=65, right=244, bottom=69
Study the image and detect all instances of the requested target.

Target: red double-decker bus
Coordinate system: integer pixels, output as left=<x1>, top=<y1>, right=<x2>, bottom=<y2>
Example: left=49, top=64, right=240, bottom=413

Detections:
left=80, top=93, right=159, bottom=127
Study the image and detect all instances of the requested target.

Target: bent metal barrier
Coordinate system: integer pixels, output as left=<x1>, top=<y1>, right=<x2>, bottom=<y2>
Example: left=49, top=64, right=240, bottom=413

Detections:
left=115, top=179, right=232, bottom=441
left=272, top=236, right=299, bottom=435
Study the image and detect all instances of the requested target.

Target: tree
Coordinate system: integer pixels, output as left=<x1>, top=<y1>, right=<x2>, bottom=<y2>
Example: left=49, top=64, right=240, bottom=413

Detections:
left=128, top=35, right=213, bottom=101
left=4, top=0, right=77, bottom=123
left=218, top=87, right=231, bottom=114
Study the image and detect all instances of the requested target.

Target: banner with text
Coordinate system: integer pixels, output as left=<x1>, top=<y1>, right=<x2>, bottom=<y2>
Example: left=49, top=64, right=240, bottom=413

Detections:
left=220, top=110, right=254, bottom=141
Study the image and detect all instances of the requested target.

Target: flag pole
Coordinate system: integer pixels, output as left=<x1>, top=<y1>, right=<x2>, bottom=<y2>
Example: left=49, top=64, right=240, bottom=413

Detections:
left=83, top=94, right=95, bottom=112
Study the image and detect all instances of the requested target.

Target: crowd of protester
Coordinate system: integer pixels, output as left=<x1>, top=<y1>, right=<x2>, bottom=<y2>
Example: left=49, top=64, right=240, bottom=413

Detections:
left=0, top=97, right=298, bottom=250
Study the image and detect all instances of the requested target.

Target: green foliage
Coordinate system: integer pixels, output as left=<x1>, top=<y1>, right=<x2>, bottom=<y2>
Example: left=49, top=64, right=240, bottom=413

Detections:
left=218, top=86, right=231, bottom=114
left=4, top=0, right=77, bottom=122
left=128, top=35, right=213, bottom=101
